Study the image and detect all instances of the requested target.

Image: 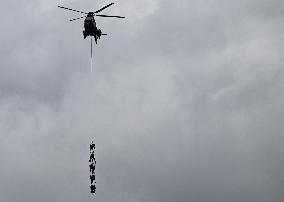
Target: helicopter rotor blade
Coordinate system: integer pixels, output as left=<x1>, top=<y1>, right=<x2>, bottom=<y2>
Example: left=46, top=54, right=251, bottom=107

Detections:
left=96, top=14, right=125, bottom=18
left=69, top=16, right=86, bottom=21
left=58, top=6, right=88, bottom=14
left=94, top=3, right=114, bottom=13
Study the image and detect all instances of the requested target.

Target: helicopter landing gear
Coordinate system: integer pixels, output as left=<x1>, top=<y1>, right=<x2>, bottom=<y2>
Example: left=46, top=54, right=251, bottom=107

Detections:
left=83, top=31, right=87, bottom=39
left=97, top=29, right=102, bottom=39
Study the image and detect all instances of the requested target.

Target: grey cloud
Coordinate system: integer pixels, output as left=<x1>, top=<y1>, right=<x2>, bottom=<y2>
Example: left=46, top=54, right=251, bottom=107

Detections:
left=0, top=0, right=284, bottom=202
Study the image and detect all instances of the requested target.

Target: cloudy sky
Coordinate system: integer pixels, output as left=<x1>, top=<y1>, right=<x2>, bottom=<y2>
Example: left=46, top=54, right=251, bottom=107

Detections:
left=0, top=0, right=283, bottom=201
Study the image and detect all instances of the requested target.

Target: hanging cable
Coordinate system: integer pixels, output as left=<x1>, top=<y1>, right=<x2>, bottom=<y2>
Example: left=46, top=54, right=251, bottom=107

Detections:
left=90, top=37, right=93, bottom=73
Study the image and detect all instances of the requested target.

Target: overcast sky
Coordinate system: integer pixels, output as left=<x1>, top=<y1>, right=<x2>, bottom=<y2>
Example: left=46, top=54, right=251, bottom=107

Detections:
left=0, top=0, right=283, bottom=201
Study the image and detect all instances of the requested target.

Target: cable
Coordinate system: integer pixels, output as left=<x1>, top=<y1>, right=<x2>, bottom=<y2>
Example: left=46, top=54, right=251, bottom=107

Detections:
left=90, top=37, right=93, bottom=73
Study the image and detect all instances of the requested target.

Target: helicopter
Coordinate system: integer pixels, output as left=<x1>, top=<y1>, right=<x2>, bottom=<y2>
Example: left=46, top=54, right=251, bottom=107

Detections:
left=58, top=3, right=125, bottom=44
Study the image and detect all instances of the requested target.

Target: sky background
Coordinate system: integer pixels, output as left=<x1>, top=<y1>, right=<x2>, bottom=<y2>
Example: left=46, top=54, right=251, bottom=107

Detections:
left=0, top=0, right=284, bottom=201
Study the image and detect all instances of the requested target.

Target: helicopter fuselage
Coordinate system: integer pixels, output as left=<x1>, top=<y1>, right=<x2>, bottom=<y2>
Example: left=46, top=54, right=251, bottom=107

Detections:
left=83, top=13, right=102, bottom=43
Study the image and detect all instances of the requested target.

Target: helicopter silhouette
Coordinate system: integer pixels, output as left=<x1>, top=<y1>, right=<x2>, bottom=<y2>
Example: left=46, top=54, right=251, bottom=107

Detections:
left=58, top=3, right=125, bottom=44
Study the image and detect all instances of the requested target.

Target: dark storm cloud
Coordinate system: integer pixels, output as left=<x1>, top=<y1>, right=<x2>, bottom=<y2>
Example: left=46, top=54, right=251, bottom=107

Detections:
left=0, top=0, right=283, bottom=201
